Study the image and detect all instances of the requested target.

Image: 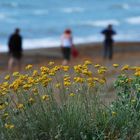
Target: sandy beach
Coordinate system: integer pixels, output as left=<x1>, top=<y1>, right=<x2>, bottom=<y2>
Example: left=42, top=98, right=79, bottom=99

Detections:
left=0, top=41, right=139, bottom=72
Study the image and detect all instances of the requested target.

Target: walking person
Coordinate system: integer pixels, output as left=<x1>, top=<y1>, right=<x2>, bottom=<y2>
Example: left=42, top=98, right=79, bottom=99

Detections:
left=61, top=29, right=73, bottom=65
left=8, top=28, right=23, bottom=71
left=101, top=24, right=116, bottom=60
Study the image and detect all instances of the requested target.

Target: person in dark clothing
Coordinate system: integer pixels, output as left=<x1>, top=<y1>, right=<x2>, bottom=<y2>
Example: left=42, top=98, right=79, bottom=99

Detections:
left=101, top=24, right=116, bottom=60
left=8, top=28, right=23, bottom=71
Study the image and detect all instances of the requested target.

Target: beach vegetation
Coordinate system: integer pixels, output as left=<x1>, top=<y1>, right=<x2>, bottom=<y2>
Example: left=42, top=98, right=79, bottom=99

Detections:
left=0, top=62, right=140, bottom=139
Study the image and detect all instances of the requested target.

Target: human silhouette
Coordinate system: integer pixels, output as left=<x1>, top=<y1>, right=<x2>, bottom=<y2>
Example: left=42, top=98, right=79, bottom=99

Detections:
left=101, top=24, right=116, bottom=60
left=8, top=28, right=23, bottom=71
left=61, top=29, right=73, bottom=65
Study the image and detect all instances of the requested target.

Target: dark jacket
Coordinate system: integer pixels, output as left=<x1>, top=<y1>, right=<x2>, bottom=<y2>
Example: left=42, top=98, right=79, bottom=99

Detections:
left=8, top=33, right=22, bottom=53
left=101, top=29, right=116, bottom=43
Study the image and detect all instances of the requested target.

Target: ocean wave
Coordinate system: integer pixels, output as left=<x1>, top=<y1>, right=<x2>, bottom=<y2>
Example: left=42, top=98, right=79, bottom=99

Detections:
left=23, top=38, right=60, bottom=49
left=0, top=13, right=7, bottom=20
left=61, top=7, right=84, bottom=13
left=0, top=36, right=101, bottom=52
left=111, top=3, right=129, bottom=10
left=0, top=34, right=140, bottom=52
left=78, top=20, right=120, bottom=27
left=126, top=16, right=140, bottom=24
left=0, top=13, right=18, bottom=23
left=33, top=10, right=48, bottom=15
left=0, top=2, right=18, bottom=8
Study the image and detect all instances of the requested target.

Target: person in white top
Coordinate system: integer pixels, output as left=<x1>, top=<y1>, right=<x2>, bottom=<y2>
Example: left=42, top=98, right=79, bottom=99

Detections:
left=61, top=29, right=73, bottom=65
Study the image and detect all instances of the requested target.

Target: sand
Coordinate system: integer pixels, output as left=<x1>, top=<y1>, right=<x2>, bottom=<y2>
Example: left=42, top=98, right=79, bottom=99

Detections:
left=0, top=41, right=139, bottom=72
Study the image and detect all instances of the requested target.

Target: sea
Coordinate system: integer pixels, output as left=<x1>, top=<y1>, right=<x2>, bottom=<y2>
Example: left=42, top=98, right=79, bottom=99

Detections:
left=0, top=0, right=140, bottom=52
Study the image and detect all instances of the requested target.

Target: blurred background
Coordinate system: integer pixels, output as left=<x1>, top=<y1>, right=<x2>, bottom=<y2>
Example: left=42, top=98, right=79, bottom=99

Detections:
left=1, top=0, right=140, bottom=52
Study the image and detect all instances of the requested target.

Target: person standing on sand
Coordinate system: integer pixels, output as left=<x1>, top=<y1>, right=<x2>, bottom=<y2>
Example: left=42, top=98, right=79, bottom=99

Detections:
left=101, top=24, right=116, bottom=60
left=8, top=28, right=23, bottom=71
left=61, top=29, right=73, bottom=65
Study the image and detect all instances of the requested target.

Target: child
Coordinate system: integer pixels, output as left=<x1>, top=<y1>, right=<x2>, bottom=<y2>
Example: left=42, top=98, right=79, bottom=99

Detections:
left=61, top=29, right=73, bottom=65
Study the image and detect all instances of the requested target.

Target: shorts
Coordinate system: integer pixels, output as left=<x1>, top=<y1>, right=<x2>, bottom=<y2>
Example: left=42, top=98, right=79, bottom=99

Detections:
left=10, top=51, right=22, bottom=60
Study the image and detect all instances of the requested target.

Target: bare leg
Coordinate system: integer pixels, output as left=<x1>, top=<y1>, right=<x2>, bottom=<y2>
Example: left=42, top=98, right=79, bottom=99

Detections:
left=8, top=57, right=14, bottom=72
left=62, top=59, right=68, bottom=65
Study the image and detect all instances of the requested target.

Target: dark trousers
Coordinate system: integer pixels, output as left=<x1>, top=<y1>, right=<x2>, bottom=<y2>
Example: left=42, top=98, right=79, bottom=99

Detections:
left=62, top=47, right=71, bottom=61
left=103, top=42, right=113, bottom=60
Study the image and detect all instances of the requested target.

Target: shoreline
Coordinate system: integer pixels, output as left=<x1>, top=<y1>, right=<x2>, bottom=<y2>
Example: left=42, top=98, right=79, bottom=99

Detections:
left=0, top=41, right=140, bottom=54
left=0, top=41, right=139, bottom=71
left=22, top=41, right=140, bottom=58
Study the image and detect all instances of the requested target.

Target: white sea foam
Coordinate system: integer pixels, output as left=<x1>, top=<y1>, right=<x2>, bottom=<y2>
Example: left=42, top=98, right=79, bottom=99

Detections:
left=23, top=38, right=60, bottom=49
left=0, top=13, right=7, bottom=20
left=126, top=16, right=140, bottom=24
left=33, top=10, right=48, bottom=15
left=61, top=7, right=84, bottom=13
left=0, top=2, right=18, bottom=8
left=0, top=33, right=139, bottom=52
left=0, top=36, right=100, bottom=52
left=112, top=3, right=129, bottom=10
left=122, top=4, right=130, bottom=9
left=80, top=20, right=120, bottom=27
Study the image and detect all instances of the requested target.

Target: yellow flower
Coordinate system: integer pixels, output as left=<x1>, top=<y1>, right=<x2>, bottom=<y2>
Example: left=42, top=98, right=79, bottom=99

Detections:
left=48, top=71, right=55, bottom=76
left=97, top=69, right=106, bottom=75
left=113, top=64, right=119, bottom=68
left=0, top=103, right=5, bottom=110
left=5, top=123, right=15, bottom=129
left=62, top=66, right=70, bottom=72
left=4, top=75, right=10, bottom=80
left=1, top=92, right=7, bottom=96
left=88, top=82, right=95, bottom=87
left=84, top=60, right=92, bottom=65
left=23, top=84, right=32, bottom=90
left=112, top=111, right=117, bottom=117
left=17, top=104, right=24, bottom=109
left=56, top=83, right=61, bottom=88
left=82, top=70, right=92, bottom=76
left=135, top=67, right=140, bottom=72
left=69, top=93, right=75, bottom=97
left=40, top=66, right=49, bottom=73
left=12, top=72, right=20, bottom=77
left=25, top=64, right=33, bottom=70
left=28, top=77, right=35, bottom=84
left=74, top=77, right=84, bottom=83
left=135, top=71, right=140, bottom=76
left=64, top=81, right=71, bottom=87
left=48, top=61, right=54, bottom=66
left=2, top=82, right=9, bottom=88
left=32, top=70, right=39, bottom=77
left=64, top=75, right=70, bottom=80
left=94, top=64, right=100, bottom=68
left=121, top=65, right=129, bottom=71
left=93, top=77, right=99, bottom=81
left=53, top=66, right=61, bottom=72
left=29, top=98, right=35, bottom=104
left=42, top=95, right=49, bottom=101
left=74, top=65, right=82, bottom=73
left=32, top=88, right=38, bottom=95
left=98, top=79, right=106, bottom=84
left=2, top=113, right=9, bottom=119
left=131, top=99, right=136, bottom=103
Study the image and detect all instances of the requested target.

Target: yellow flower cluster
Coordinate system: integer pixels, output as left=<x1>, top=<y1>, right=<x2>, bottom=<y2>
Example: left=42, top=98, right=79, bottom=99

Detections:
left=42, top=95, right=49, bottom=101
left=63, top=75, right=71, bottom=87
left=5, top=123, right=14, bottom=129
left=134, top=67, right=140, bottom=76
left=0, top=61, right=139, bottom=131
